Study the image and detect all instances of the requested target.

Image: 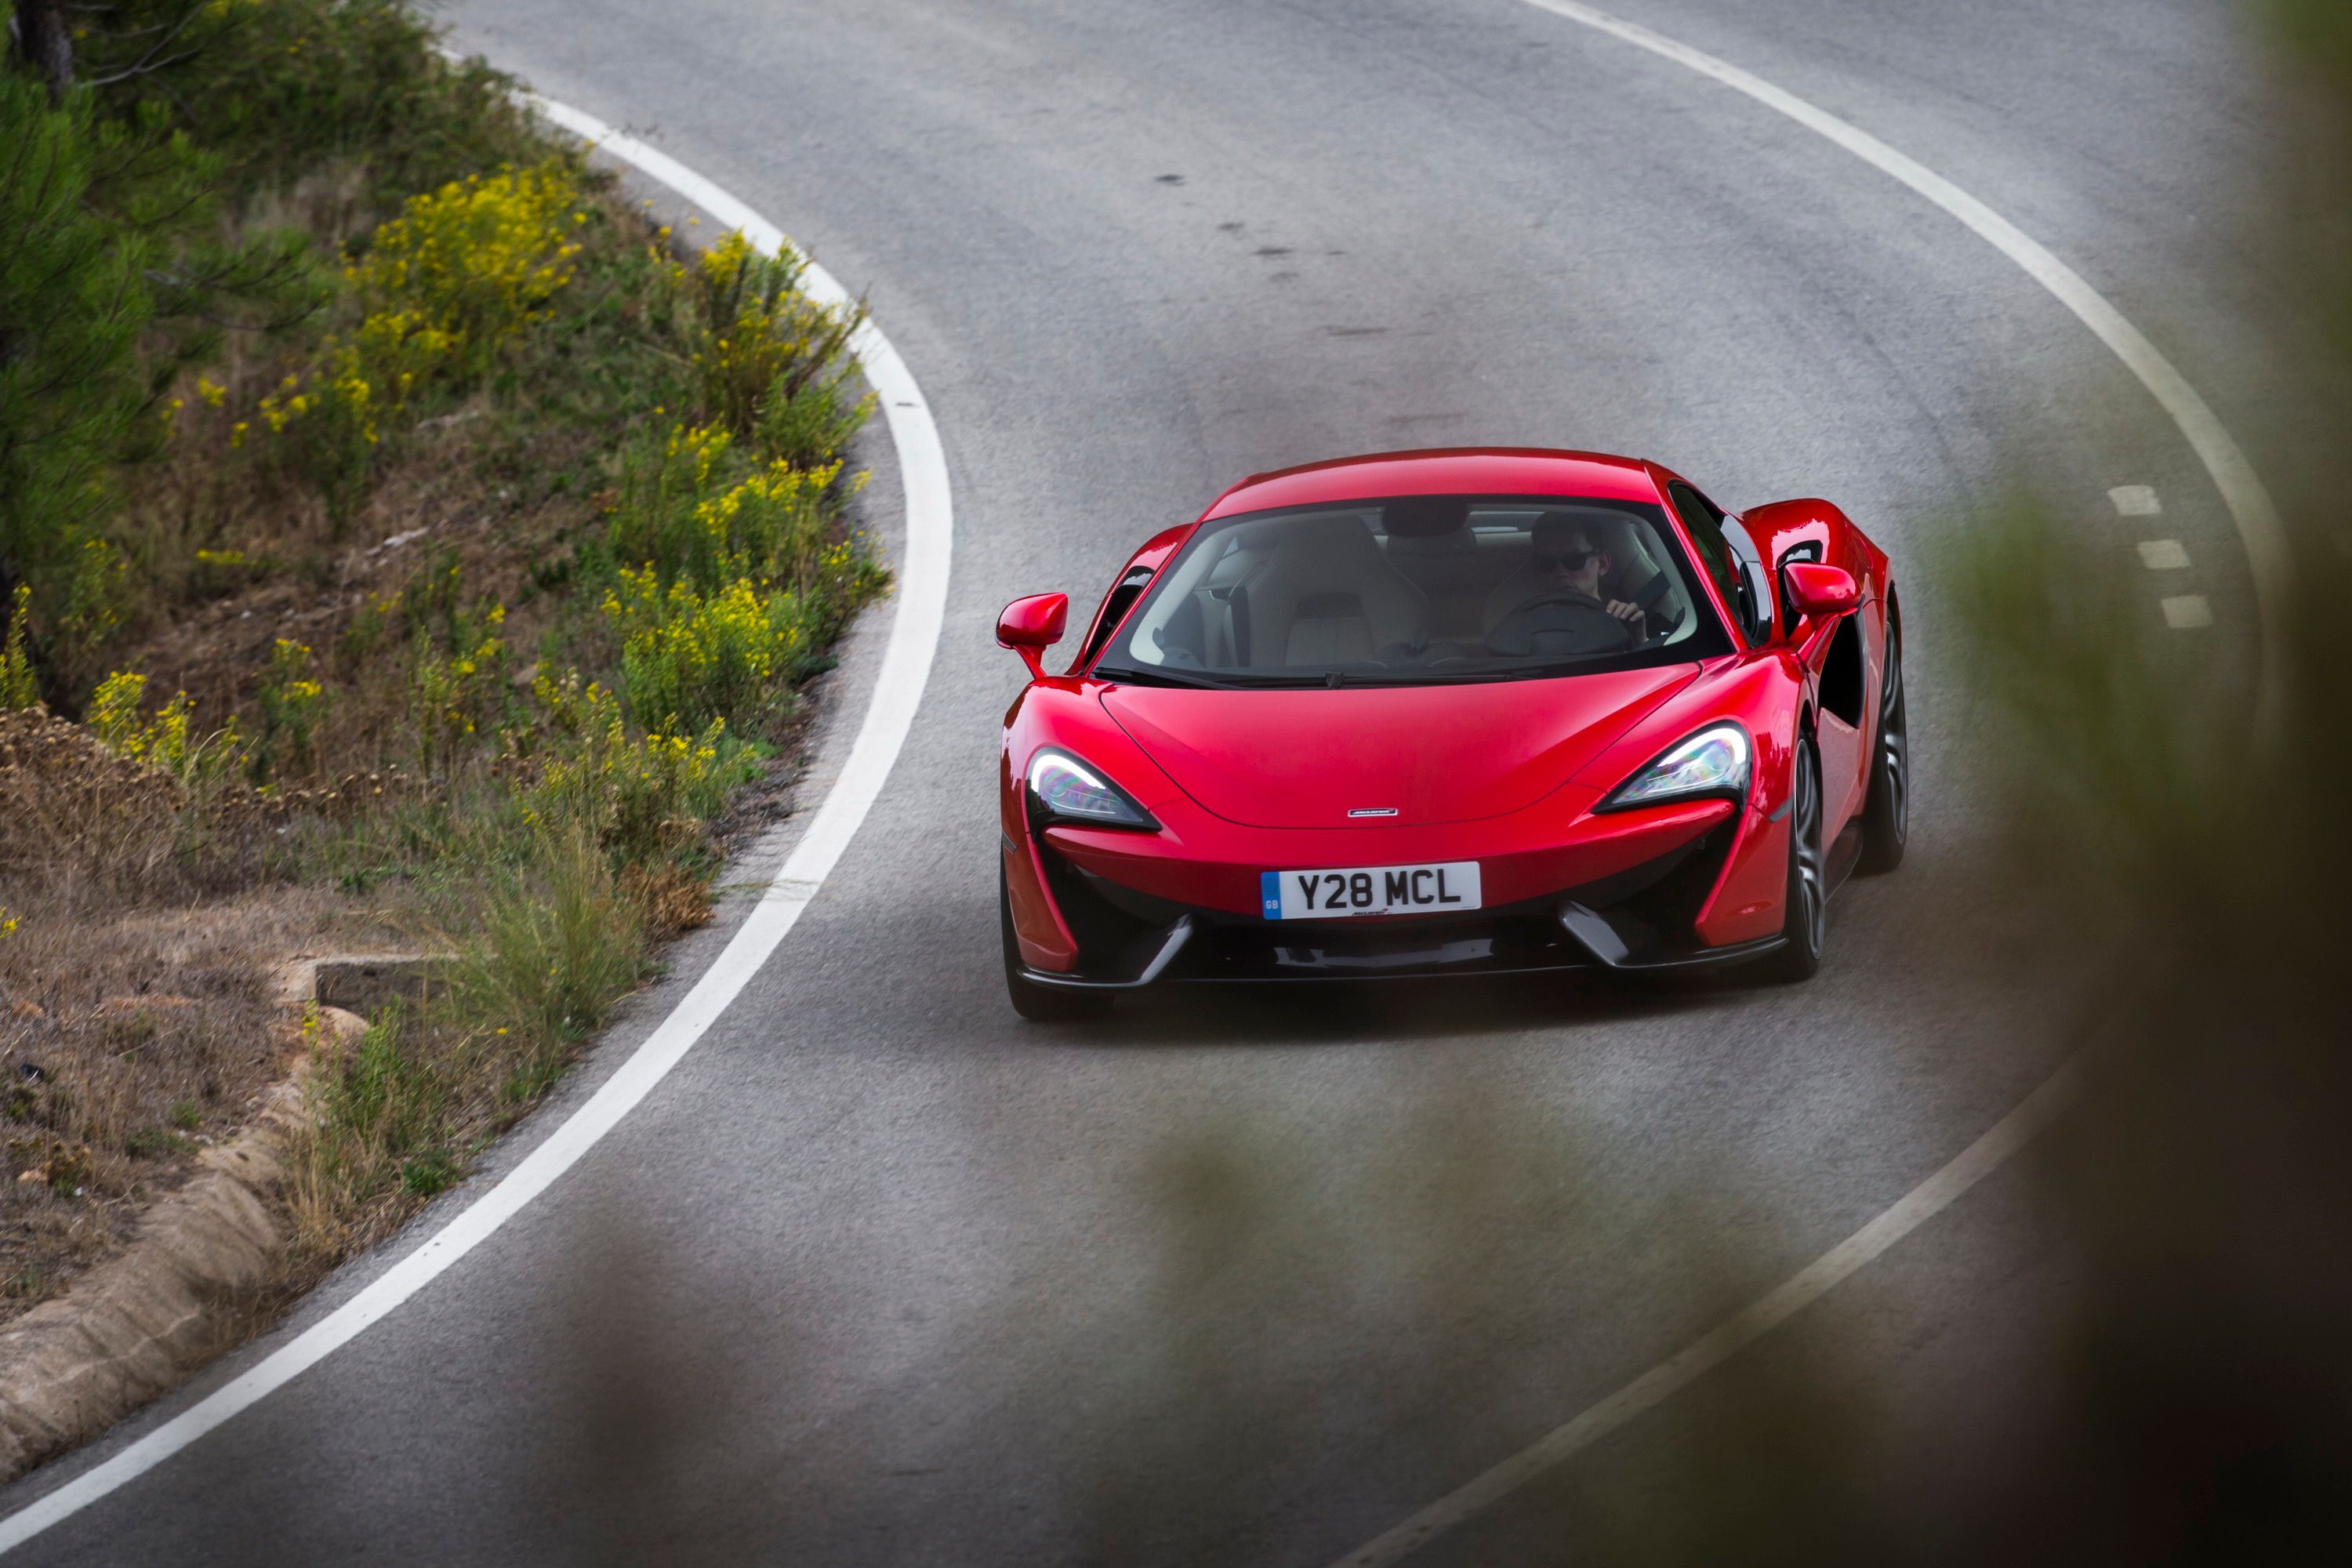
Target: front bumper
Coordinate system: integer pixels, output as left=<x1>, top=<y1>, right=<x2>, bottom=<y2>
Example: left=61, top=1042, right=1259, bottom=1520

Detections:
left=1005, top=796, right=1784, bottom=988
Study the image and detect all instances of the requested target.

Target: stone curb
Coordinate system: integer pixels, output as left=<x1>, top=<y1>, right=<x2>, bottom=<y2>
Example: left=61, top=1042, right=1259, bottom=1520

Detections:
left=0, top=1006, right=365, bottom=1483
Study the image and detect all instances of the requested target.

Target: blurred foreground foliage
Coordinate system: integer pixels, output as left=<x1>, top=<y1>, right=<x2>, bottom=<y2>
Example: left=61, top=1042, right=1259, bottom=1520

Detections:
left=1920, top=16, right=2352, bottom=1540
left=1941, top=499, right=2352, bottom=1558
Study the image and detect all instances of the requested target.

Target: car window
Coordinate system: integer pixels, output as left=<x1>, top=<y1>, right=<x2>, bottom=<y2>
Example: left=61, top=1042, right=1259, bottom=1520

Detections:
left=1722, top=519, right=1777, bottom=643
left=1078, top=564, right=1158, bottom=668
left=1668, top=483, right=1739, bottom=602
left=1092, top=494, right=1731, bottom=688
left=1668, top=484, right=1771, bottom=645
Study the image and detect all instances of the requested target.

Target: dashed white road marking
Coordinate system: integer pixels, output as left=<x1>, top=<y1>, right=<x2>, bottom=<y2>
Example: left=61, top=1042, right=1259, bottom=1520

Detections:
left=2162, top=595, right=2215, bottom=630
left=0, top=91, right=955, bottom=1555
left=1331, top=6, right=2295, bottom=1564
left=2136, top=539, right=2190, bottom=570
left=1520, top=0, right=2288, bottom=724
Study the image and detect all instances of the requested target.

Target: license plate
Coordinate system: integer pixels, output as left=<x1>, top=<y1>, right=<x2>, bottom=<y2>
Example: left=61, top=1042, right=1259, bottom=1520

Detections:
left=1261, top=862, right=1483, bottom=920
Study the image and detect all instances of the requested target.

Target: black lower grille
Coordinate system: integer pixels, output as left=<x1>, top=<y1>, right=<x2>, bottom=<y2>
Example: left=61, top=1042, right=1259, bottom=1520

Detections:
left=1037, top=820, right=1743, bottom=983
left=1189, top=905, right=1579, bottom=980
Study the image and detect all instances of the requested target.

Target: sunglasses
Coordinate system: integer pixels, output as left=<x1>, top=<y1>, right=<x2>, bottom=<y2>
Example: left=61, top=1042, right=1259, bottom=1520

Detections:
left=1534, top=548, right=1597, bottom=572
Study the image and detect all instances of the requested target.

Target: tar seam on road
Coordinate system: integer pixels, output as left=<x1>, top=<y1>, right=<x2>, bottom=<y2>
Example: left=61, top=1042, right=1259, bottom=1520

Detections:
left=0, top=95, right=955, bottom=1555
left=1324, top=3, right=2295, bottom=1563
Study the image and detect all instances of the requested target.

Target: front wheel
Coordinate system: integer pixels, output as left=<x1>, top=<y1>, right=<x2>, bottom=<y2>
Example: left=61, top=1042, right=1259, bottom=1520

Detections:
left=1758, top=738, right=1827, bottom=984
left=1001, top=866, right=1113, bottom=1022
left=1857, top=615, right=1908, bottom=874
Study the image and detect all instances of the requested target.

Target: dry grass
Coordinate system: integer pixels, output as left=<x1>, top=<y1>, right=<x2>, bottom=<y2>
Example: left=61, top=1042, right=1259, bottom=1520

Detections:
left=0, top=708, right=191, bottom=903
left=0, top=891, right=318, bottom=1316
left=622, top=862, right=713, bottom=940
left=0, top=702, right=451, bottom=1319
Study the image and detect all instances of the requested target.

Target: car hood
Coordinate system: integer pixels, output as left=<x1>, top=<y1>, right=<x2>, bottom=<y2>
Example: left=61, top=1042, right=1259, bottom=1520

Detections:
left=1100, top=666, right=1701, bottom=829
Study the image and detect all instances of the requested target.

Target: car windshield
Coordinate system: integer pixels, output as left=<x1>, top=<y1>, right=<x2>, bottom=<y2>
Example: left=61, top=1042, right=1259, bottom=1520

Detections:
left=1094, top=495, right=1730, bottom=688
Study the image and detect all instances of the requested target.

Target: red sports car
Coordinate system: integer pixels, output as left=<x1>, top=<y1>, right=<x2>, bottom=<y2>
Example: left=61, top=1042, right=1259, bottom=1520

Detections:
left=996, top=448, right=1906, bottom=1019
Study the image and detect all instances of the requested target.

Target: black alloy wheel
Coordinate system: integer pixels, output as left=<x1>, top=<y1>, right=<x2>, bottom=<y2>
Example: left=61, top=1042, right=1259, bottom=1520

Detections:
left=1858, top=614, right=1908, bottom=873
left=1000, top=866, right=1114, bottom=1022
left=1761, top=737, right=1827, bottom=983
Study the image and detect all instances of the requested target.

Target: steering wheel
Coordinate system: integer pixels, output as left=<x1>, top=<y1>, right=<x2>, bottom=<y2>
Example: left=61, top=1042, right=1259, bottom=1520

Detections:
left=1486, top=590, right=1635, bottom=657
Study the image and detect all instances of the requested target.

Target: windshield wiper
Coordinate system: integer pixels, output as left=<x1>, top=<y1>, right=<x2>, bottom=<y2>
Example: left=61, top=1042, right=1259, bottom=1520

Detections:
left=1092, top=665, right=1236, bottom=691
left=1352, top=660, right=1646, bottom=686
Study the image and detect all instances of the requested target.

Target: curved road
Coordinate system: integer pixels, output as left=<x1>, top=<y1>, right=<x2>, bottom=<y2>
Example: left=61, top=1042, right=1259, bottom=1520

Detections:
left=2, top=1, right=2283, bottom=1562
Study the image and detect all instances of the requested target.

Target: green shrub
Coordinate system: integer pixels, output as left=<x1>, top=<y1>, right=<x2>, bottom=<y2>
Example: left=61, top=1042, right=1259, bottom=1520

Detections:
left=0, top=78, right=153, bottom=697
left=292, top=1004, right=452, bottom=1236
left=239, top=158, right=586, bottom=519
left=254, top=637, right=327, bottom=779
left=605, top=423, right=838, bottom=595
left=88, top=671, right=165, bottom=757
left=756, top=365, right=877, bottom=474
left=409, top=604, right=507, bottom=775
left=517, top=667, right=746, bottom=859
left=603, top=568, right=826, bottom=731
left=398, top=1147, right=459, bottom=1197
left=593, top=410, right=878, bottom=731
left=0, top=61, right=315, bottom=699
left=684, top=229, right=862, bottom=435
left=602, top=422, right=736, bottom=590
left=82, top=666, right=244, bottom=784
left=123, top=1126, right=189, bottom=1160
left=79, top=1, right=541, bottom=206
left=347, top=158, right=586, bottom=374
left=0, top=586, right=36, bottom=710
left=463, top=826, right=645, bottom=1057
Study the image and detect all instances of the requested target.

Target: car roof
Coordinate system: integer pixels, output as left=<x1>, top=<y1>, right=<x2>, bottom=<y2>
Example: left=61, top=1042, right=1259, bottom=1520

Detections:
left=1200, top=448, right=1664, bottom=520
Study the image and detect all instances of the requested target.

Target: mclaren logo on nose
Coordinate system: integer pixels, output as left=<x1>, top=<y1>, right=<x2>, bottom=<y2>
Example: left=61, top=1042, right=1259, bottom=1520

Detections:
left=1347, top=807, right=1399, bottom=818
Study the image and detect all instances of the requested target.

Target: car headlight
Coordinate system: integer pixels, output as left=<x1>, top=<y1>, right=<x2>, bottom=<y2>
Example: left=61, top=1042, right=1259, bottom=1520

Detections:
left=1597, top=723, right=1751, bottom=811
left=1026, top=748, right=1160, bottom=831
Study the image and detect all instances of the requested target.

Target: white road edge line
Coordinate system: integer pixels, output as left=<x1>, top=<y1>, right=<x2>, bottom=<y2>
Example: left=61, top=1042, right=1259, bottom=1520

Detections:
left=1526, top=0, right=2291, bottom=728
left=1336, top=1058, right=2086, bottom=1567
left=1329, top=4, right=2297, bottom=1562
left=0, top=92, right=952, bottom=1555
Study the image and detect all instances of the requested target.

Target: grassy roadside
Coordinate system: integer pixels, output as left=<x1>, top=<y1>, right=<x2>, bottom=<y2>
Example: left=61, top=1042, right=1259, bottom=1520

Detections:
left=0, top=2, right=884, bottom=1315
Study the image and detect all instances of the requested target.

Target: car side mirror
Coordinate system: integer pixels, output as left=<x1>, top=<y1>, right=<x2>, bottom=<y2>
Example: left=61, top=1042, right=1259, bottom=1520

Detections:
left=1781, top=561, right=1859, bottom=623
left=996, top=593, right=1069, bottom=680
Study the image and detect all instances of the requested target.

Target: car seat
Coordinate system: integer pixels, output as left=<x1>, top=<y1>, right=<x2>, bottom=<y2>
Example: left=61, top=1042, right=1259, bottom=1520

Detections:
left=1243, top=514, right=1428, bottom=666
left=1383, top=521, right=1488, bottom=638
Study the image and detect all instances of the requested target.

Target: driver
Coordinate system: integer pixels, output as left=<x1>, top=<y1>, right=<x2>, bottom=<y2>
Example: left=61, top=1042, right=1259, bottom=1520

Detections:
left=1519, top=513, right=1646, bottom=640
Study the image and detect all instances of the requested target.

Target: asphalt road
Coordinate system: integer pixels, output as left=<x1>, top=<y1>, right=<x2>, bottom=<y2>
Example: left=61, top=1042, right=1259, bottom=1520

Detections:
left=2, top=1, right=2288, bottom=1562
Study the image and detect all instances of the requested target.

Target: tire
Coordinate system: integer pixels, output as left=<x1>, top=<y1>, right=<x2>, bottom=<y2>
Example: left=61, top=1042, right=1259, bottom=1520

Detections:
left=1857, top=612, right=1908, bottom=875
left=1758, top=738, right=1827, bottom=984
left=1001, top=866, right=1114, bottom=1022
